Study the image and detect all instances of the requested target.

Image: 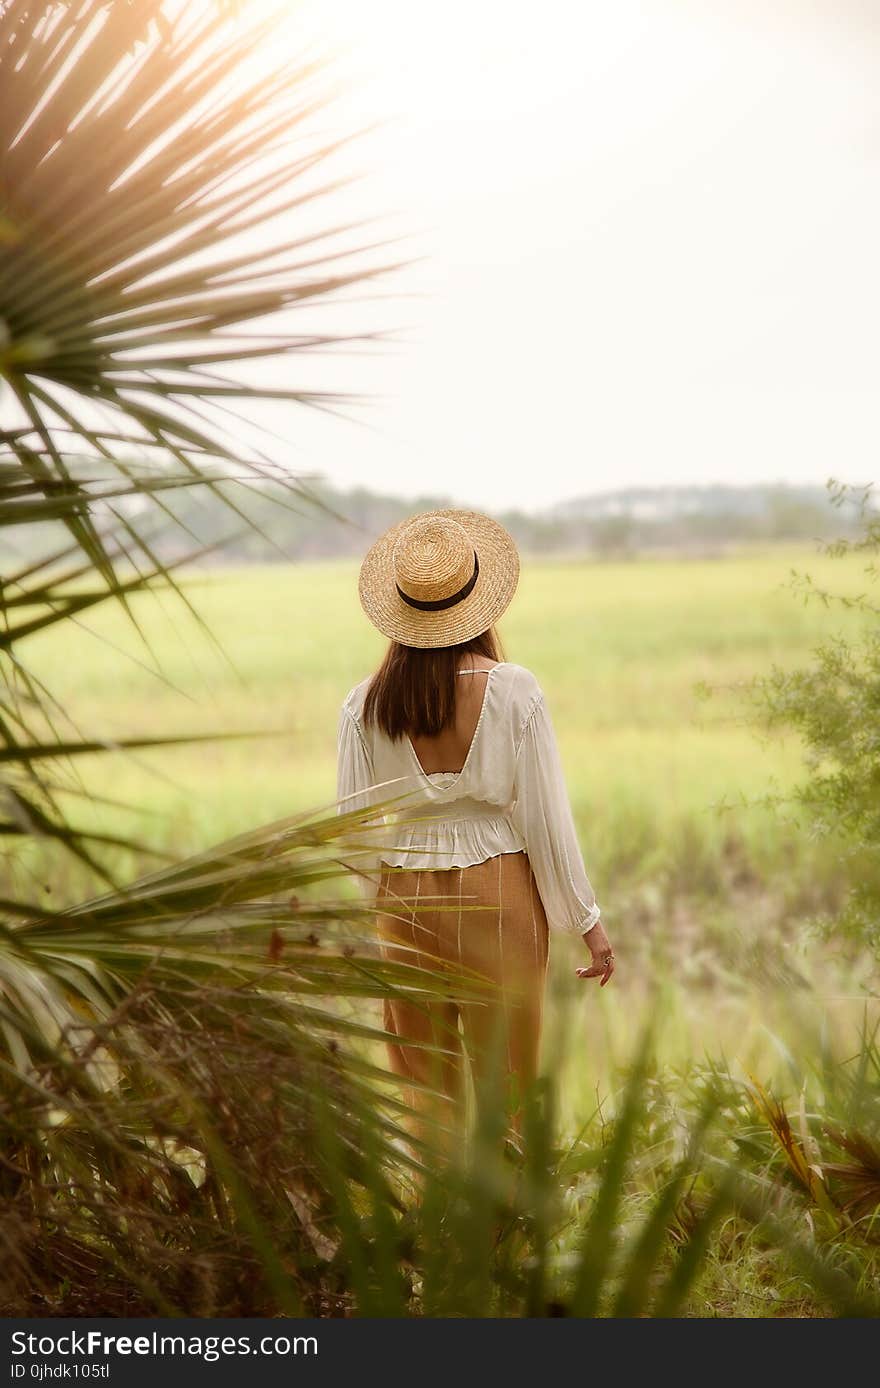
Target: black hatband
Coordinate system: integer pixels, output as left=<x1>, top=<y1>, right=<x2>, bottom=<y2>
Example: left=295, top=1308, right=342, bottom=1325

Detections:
left=397, top=551, right=479, bottom=611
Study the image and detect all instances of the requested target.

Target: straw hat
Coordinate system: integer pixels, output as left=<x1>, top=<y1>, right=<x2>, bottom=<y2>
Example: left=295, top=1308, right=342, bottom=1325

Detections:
left=358, top=509, right=520, bottom=649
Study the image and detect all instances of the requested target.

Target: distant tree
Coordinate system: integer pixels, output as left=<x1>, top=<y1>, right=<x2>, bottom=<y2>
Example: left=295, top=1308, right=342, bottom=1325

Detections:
left=753, top=482, right=880, bottom=953
left=590, top=513, right=635, bottom=558
left=764, top=488, right=829, bottom=542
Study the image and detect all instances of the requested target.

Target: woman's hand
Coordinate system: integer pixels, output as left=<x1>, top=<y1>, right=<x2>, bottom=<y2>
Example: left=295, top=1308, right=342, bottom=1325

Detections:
left=576, top=920, right=615, bottom=986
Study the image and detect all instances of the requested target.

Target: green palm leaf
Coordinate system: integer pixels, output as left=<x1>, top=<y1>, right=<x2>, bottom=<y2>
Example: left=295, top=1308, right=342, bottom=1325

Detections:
left=1, top=0, right=396, bottom=901
left=0, top=0, right=395, bottom=566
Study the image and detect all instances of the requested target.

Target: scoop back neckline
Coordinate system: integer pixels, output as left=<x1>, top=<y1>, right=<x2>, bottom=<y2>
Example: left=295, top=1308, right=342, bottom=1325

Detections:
left=407, top=662, right=506, bottom=779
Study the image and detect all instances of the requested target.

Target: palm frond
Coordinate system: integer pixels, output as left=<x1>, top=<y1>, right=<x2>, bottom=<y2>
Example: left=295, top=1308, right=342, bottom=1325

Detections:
left=0, top=0, right=396, bottom=568
left=1, top=0, right=398, bottom=904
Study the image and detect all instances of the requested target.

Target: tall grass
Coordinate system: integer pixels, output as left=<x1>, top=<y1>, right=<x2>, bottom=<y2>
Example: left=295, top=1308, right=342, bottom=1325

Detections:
left=8, top=965, right=878, bottom=1318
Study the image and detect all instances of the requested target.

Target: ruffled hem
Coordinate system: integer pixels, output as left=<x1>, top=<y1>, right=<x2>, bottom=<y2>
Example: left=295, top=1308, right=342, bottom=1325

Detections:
left=377, top=816, right=526, bottom=871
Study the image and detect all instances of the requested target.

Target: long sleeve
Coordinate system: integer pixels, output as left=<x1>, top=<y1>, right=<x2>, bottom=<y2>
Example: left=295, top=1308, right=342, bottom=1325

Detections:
left=336, top=701, right=386, bottom=894
left=337, top=702, right=376, bottom=813
left=509, top=692, right=601, bottom=935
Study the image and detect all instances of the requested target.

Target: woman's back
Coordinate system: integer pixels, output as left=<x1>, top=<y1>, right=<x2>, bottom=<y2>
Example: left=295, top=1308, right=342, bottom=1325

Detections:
left=338, top=660, right=600, bottom=936
left=408, top=664, right=494, bottom=775
left=343, top=661, right=539, bottom=811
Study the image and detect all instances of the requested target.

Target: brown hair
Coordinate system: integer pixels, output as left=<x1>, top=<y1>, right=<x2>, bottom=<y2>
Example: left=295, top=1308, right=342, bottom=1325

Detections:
left=362, top=628, right=504, bottom=740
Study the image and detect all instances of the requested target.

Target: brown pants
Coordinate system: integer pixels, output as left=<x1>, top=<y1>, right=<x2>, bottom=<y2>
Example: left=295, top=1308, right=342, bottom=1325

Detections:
left=376, top=850, right=549, bottom=1146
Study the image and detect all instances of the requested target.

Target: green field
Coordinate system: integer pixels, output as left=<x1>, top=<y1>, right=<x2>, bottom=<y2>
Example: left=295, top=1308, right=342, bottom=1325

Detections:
left=13, top=543, right=879, bottom=1315
left=20, top=544, right=868, bottom=891
left=18, top=544, right=872, bottom=1034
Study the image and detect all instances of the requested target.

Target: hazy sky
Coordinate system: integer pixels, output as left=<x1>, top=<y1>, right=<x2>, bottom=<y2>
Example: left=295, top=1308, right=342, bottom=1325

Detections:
left=242, top=0, right=880, bottom=510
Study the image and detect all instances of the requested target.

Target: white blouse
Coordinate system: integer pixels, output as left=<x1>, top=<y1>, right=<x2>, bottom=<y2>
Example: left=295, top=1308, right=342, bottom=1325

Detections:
left=336, top=662, right=601, bottom=936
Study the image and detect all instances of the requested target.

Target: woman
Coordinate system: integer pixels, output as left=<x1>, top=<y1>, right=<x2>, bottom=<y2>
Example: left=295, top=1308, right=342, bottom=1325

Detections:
left=337, top=509, right=614, bottom=1145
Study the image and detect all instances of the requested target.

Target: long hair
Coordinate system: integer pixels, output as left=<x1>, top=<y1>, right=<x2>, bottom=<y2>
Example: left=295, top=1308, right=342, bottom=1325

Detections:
left=362, top=628, right=504, bottom=740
